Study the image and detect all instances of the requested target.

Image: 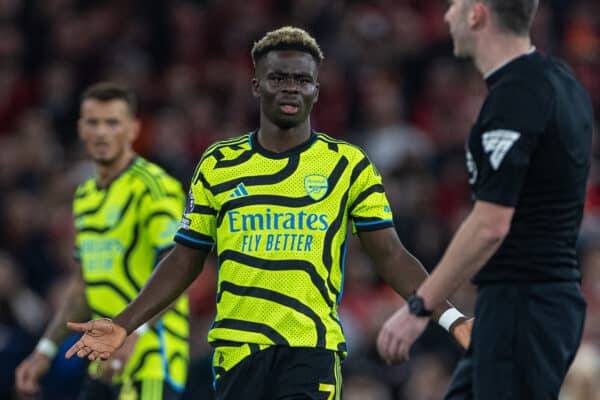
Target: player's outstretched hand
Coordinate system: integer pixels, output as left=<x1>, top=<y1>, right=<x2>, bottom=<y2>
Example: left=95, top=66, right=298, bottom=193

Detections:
left=450, top=318, right=473, bottom=349
left=65, top=318, right=127, bottom=361
left=376, top=305, right=428, bottom=364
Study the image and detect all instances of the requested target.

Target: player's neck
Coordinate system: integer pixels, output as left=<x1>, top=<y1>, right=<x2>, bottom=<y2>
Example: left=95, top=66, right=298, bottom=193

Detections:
left=96, top=151, right=136, bottom=188
left=257, top=117, right=312, bottom=153
left=474, top=32, right=533, bottom=78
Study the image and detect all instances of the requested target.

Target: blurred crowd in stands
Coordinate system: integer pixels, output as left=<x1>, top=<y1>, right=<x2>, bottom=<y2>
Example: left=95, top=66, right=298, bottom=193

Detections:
left=0, top=0, right=599, bottom=399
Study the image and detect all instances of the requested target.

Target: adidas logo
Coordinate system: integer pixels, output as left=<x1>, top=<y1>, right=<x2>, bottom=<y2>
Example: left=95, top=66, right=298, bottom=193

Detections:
left=229, top=182, right=249, bottom=198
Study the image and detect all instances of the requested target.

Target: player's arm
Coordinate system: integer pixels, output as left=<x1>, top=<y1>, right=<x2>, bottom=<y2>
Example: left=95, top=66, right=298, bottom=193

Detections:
left=376, top=201, right=511, bottom=364
left=65, top=244, right=207, bottom=361
left=358, top=228, right=469, bottom=332
left=417, top=200, right=513, bottom=312
left=16, top=265, right=89, bottom=395
left=43, top=264, right=90, bottom=344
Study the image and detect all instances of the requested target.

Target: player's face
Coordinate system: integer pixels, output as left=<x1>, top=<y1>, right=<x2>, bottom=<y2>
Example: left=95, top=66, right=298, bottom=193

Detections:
left=253, top=50, right=319, bottom=130
left=445, top=0, right=475, bottom=58
left=78, top=99, right=139, bottom=166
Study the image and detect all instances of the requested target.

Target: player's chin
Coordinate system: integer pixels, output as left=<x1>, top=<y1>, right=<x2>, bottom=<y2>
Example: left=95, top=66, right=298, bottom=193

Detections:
left=274, top=116, right=303, bottom=130
left=92, top=153, right=118, bottom=165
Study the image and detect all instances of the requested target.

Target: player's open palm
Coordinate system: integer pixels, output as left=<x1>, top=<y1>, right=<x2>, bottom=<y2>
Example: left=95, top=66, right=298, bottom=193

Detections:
left=65, top=318, right=127, bottom=361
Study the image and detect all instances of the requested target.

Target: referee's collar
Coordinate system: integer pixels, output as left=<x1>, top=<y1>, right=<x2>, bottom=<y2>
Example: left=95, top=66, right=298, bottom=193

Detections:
left=484, top=46, right=537, bottom=82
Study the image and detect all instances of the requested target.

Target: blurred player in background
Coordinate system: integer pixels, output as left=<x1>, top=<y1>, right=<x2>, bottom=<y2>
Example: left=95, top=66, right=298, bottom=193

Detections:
left=377, top=1, right=595, bottom=399
left=63, top=28, right=471, bottom=400
left=15, top=82, right=189, bottom=399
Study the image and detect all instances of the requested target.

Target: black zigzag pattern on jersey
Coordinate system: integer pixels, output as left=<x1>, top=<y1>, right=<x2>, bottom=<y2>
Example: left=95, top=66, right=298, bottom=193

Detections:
left=322, top=192, right=348, bottom=301
left=214, top=150, right=255, bottom=169
left=218, top=281, right=326, bottom=347
left=169, top=351, right=188, bottom=365
left=76, top=193, right=135, bottom=234
left=348, top=184, right=385, bottom=213
left=212, top=319, right=289, bottom=345
left=89, top=306, right=108, bottom=319
left=130, top=349, right=161, bottom=378
left=193, top=172, right=211, bottom=188
left=123, top=223, right=142, bottom=291
left=84, top=280, right=132, bottom=305
left=198, top=135, right=250, bottom=166
left=209, top=340, right=246, bottom=348
left=219, top=250, right=333, bottom=308
left=163, top=322, right=188, bottom=343
left=350, top=157, right=370, bottom=184
left=211, top=153, right=301, bottom=195
left=74, top=188, right=111, bottom=219
left=192, top=205, right=217, bottom=215
left=140, top=188, right=184, bottom=205
left=215, top=157, right=349, bottom=227
left=143, top=211, right=179, bottom=228
left=74, top=187, right=90, bottom=199
left=168, top=351, right=188, bottom=374
left=150, top=324, right=188, bottom=343
left=170, top=303, right=189, bottom=322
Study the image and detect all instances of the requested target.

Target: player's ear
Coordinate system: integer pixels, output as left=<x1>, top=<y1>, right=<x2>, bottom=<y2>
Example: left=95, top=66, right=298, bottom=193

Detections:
left=251, top=77, right=260, bottom=98
left=312, top=83, right=320, bottom=104
left=129, top=118, right=141, bottom=142
left=77, top=118, right=85, bottom=140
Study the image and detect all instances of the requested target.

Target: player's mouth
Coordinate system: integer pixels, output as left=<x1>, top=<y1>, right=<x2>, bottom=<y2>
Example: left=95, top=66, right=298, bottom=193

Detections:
left=279, top=102, right=300, bottom=115
left=93, top=142, right=110, bottom=151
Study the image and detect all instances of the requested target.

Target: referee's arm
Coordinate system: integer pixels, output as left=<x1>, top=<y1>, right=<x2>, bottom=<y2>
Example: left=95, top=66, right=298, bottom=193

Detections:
left=417, top=201, right=513, bottom=312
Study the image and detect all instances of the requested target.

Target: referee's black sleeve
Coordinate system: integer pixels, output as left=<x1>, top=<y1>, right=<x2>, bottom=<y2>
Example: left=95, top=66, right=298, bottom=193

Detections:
left=473, top=82, right=549, bottom=207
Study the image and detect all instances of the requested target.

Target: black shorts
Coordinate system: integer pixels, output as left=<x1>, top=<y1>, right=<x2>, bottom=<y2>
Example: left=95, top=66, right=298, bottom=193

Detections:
left=78, top=376, right=182, bottom=400
left=215, top=346, right=342, bottom=400
left=445, top=281, right=586, bottom=400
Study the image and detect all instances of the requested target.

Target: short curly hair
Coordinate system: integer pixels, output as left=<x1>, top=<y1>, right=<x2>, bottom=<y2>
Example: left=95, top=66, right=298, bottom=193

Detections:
left=251, top=26, right=324, bottom=66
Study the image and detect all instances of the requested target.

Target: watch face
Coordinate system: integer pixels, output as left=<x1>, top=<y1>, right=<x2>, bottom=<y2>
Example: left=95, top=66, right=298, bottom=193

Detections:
left=409, top=296, right=423, bottom=314
left=408, top=294, right=430, bottom=317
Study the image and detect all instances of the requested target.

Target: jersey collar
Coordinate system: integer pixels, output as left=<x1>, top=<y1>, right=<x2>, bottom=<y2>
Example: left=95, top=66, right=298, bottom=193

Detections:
left=484, top=46, right=537, bottom=83
left=250, top=130, right=317, bottom=159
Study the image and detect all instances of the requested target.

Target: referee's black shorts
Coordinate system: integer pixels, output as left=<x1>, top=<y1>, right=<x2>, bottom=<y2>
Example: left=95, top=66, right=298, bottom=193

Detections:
left=215, top=346, right=342, bottom=400
left=445, top=281, right=586, bottom=400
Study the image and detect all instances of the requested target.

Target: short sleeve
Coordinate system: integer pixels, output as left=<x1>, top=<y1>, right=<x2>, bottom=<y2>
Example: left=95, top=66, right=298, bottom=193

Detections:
left=139, top=189, right=184, bottom=253
left=473, top=83, right=547, bottom=206
left=174, top=166, right=217, bottom=251
left=348, top=155, right=394, bottom=233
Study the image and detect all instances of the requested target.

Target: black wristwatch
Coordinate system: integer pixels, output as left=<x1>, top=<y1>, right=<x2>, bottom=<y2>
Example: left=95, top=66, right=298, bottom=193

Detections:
left=407, top=293, right=433, bottom=317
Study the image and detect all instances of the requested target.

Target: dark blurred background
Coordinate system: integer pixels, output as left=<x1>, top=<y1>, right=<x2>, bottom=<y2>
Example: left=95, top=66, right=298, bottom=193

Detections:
left=0, top=0, right=599, bottom=399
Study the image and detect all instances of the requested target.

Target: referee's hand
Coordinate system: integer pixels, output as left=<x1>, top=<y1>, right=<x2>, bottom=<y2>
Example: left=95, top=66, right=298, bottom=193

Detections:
left=65, top=318, right=127, bottom=361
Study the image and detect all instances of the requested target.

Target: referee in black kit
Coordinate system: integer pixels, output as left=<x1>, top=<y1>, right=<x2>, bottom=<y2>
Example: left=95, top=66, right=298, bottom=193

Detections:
left=376, top=0, right=594, bottom=399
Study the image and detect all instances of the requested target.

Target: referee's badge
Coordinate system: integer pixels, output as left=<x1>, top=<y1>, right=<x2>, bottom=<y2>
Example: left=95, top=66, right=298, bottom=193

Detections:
left=304, top=174, right=328, bottom=201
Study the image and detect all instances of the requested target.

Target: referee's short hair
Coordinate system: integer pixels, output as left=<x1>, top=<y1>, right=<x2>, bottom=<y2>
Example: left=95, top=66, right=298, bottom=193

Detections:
left=482, top=0, right=539, bottom=35
left=81, top=82, right=138, bottom=116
